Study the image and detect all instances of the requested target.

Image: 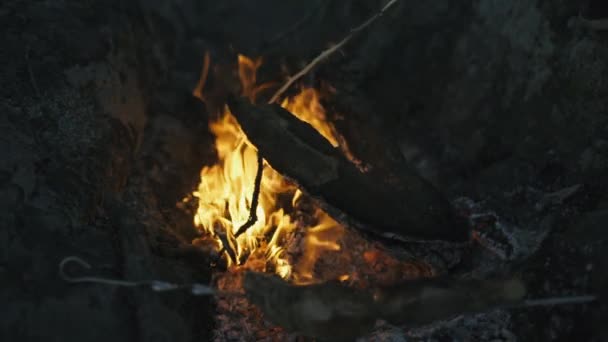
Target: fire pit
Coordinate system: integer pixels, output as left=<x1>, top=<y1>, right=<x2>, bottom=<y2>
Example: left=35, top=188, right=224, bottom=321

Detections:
left=186, top=53, right=436, bottom=340
left=179, top=48, right=537, bottom=340
left=4, top=0, right=606, bottom=341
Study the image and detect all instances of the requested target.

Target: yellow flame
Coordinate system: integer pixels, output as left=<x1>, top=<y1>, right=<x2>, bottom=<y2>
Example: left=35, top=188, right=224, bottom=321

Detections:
left=292, top=208, right=344, bottom=284
left=192, top=55, right=344, bottom=281
left=282, top=86, right=360, bottom=167
left=281, top=88, right=339, bottom=147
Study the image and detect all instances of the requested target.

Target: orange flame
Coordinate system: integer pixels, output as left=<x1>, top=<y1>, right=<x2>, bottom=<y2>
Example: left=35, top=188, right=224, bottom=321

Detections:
left=192, top=55, right=344, bottom=281
left=281, top=88, right=340, bottom=147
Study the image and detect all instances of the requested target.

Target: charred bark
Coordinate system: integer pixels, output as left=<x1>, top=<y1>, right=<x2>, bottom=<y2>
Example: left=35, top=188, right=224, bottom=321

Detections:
left=227, top=97, right=470, bottom=242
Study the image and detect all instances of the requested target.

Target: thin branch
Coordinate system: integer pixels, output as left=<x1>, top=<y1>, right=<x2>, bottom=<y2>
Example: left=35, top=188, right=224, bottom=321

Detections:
left=59, top=256, right=243, bottom=297
left=268, top=0, right=400, bottom=104
left=217, top=153, right=263, bottom=264
left=235, top=153, right=264, bottom=238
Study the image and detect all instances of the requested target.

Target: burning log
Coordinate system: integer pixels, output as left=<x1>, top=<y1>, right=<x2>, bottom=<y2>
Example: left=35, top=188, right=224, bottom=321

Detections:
left=243, top=271, right=527, bottom=340
left=227, top=97, right=470, bottom=242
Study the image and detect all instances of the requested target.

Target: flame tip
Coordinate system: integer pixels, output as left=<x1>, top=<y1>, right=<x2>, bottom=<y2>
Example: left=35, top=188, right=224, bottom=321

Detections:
left=193, top=54, right=345, bottom=282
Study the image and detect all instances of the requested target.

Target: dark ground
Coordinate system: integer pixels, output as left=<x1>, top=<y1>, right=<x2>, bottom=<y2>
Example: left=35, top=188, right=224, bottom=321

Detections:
left=1, top=0, right=607, bottom=341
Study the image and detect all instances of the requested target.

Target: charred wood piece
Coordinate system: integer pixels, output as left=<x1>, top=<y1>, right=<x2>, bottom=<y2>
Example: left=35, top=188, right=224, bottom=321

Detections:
left=243, top=272, right=526, bottom=340
left=227, top=97, right=469, bottom=242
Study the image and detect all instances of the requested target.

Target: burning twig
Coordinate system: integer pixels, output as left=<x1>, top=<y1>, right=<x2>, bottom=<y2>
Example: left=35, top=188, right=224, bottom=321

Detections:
left=215, top=154, right=263, bottom=264
left=268, top=0, right=400, bottom=104
left=234, top=153, right=264, bottom=238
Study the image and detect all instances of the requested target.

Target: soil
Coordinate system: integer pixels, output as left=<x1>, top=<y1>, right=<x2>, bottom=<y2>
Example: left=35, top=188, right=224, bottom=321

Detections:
left=1, top=0, right=607, bottom=341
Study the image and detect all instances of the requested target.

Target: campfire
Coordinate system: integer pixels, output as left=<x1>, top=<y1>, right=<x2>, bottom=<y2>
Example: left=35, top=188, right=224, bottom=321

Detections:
left=190, top=54, right=428, bottom=281
left=182, top=50, right=532, bottom=340
left=178, top=4, right=540, bottom=336
left=52, top=2, right=595, bottom=338
left=191, top=55, right=343, bottom=282
left=12, top=0, right=607, bottom=340
left=186, top=55, right=437, bottom=338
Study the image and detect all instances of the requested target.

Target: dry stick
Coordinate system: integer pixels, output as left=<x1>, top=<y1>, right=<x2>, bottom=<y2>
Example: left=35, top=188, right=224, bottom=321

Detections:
left=268, top=0, right=399, bottom=104
left=218, top=148, right=263, bottom=264
left=234, top=153, right=264, bottom=238
left=223, top=0, right=400, bottom=264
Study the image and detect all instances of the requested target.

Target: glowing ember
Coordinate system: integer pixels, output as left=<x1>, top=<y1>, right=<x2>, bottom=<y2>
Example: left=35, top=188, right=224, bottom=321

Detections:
left=191, top=55, right=344, bottom=282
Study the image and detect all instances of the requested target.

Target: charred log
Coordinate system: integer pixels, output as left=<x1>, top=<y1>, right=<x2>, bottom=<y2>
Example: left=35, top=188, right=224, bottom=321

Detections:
left=243, top=271, right=526, bottom=340
left=227, top=97, right=470, bottom=242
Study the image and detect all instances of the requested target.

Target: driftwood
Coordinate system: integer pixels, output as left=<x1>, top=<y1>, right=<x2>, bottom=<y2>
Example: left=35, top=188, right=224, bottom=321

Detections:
left=243, top=272, right=526, bottom=340
left=227, top=97, right=469, bottom=242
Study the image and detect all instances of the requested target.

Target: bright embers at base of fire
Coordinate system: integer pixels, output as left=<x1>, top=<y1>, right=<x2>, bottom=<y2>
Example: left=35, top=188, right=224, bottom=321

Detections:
left=190, top=54, right=347, bottom=284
